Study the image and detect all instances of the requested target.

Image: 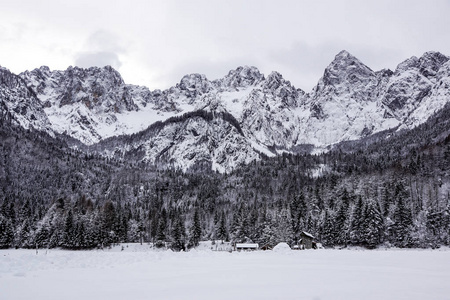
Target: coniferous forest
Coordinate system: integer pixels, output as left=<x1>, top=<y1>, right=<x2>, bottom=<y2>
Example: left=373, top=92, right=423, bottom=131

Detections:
left=1, top=100, right=449, bottom=251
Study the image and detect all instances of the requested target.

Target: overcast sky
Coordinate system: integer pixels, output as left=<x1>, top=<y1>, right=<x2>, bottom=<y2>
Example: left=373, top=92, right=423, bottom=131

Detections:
left=1, top=0, right=450, bottom=91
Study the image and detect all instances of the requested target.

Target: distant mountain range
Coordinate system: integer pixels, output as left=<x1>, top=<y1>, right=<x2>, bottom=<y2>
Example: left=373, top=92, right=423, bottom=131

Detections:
left=1, top=50, right=450, bottom=172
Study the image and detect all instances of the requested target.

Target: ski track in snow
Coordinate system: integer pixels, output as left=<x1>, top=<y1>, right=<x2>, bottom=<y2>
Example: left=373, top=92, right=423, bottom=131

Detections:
left=1, top=245, right=450, bottom=300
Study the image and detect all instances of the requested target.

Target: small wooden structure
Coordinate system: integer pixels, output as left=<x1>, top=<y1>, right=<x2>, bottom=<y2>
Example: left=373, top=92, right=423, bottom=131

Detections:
left=299, top=231, right=316, bottom=249
left=260, top=244, right=273, bottom=251
left=235, top=243, right=259, bottom=251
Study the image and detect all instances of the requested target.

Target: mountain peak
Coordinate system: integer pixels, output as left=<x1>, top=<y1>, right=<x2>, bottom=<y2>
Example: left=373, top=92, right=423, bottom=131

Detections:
left=220, top=65, right=264, bottom=88
left=321, top=50, right=374, bottom=87
left=335, top=50, right=354, bottom=60
left=65, top=65, right=125, bottom=86
left=395, top=52, right=449, bottom=77
left=177, top=73, right=212, bottom=97
left=418, top=51, right=449, bottom=77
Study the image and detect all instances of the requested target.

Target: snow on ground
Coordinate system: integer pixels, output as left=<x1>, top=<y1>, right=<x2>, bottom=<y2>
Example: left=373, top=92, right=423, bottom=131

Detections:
left=1, top=245, right=450, bottom=300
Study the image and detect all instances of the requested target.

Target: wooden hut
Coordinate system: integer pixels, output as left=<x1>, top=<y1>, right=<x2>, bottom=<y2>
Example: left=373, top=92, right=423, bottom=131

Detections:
left=235, top=243, right=259, bottom=251
left=299, top=231, right=316, bottom=249
left=260, top=244, right=273, bottom=251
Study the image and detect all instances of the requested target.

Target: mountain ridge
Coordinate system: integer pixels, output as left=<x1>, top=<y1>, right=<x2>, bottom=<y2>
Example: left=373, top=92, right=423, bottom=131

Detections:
left=0, top=50, right=448, bottom=171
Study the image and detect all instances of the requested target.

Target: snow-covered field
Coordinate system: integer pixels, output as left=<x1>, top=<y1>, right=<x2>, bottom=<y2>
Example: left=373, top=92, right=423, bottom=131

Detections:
left=1, top=244, right=450, bottom=300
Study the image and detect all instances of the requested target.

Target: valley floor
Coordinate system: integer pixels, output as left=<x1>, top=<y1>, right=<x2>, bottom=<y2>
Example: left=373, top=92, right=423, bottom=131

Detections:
left=1, top=244, right=450, bottom=300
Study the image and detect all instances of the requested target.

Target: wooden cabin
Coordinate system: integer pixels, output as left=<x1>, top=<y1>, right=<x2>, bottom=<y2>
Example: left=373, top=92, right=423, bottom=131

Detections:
left=260, top=244, right=273, bottom=251
left=299, top=231, right=316, bottom=249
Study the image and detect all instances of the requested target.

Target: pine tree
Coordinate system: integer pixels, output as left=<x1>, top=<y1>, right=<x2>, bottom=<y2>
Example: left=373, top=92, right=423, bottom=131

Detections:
left=334, top=202, right=350, bottom=245
left=188, top=210, right=202, bottom=248
left=0, top=197, right=15, bottom=226
left=215, top=211, right=228, bottom=243
left=320, top=210, right=335, bottom=246
left=101, top=201, right=117, bottom=246
left=0, top=215, right=14, bottom=249
left=155, top=218, right=167, bottom=248
left=349, top=196, right=364, bottom=245
left=231, top=206, right=249, bottom=243
left=392, top=197, right=413, bottom=247
left=275, top=208, right=294, bottom=244
left=171, top=217, right=186, bottom=251
left=74, top=220, right=87, bottom=249
left=259, top=212, right=277, bottom=248
left=290, top=192, right=307, bottom=240
left=362, top=201, right=384, bottom=249
left=63, top=209, right=75, bottom=249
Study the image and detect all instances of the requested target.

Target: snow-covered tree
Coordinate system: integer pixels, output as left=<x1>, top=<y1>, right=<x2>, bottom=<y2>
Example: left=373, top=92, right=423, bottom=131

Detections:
left=188, top=210, right=202, bottom=248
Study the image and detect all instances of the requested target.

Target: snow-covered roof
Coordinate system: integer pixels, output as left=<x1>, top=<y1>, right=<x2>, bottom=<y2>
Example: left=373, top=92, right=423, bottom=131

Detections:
left=236, top=243, right=259, bottom=248
left=301, top=231, right=315, bottom=239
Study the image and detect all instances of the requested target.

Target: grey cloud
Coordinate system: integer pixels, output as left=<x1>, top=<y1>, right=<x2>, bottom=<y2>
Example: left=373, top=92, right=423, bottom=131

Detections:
left=75, top=51, right=122, bottom=69
left=85, top=30, right=126, bottom=54
left=74, top=30, right=125, bottom=69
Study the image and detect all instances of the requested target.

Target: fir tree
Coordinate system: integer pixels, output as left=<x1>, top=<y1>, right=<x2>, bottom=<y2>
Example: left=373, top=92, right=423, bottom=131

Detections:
left=320, top=209, right=335, bottom=246
left=63, top=209, right=75, bottom=249
left=188, top=210, right=202, bottom=248
left=392, top=197, right=413, bottom=247
left=215, top=211, right=228, bottom=243
left=155, top=218, right=167, bottom=248
left=0, top=215, right=14, bottom=249
left=362, top=201, right=384, bottom=249
left=171, top=217, right=186, bottom=251
left=349, top=196, right=364, bottom=245
left=275, top=208, right=294, bottom=244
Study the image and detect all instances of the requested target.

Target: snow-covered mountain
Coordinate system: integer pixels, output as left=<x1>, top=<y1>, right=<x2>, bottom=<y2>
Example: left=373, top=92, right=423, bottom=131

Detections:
left=1, top=50, right=449, bottom=171
left=0, top=66, right=52, bottom=133
left=19, top=65, right=178, bottom=144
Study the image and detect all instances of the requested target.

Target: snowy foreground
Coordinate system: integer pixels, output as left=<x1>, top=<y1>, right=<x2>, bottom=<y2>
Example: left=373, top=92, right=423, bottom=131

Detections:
left=1, top=244, right=450, bottom=300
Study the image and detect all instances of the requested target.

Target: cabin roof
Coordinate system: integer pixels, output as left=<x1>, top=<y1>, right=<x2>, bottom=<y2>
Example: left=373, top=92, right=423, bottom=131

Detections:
left=301, top=231, right=315, bottom=239
left=236, top=243, right=259, bottom=248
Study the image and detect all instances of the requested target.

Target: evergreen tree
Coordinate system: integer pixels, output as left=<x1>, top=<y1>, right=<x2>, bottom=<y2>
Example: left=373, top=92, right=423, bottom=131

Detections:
left=259, top=211, right=277, bottom=247
left=0, top=215, right=14, bottom=248
left=215, top=211, right=228, bottom=243
left=320, top=210, right=335, bottom=246
left=155, top=218, right=167, bottom=248
left=290, top=192, right=307, bottom=240
left=392, top=197, right=413, bottom=247
left=188, top=210, right=202, bottom=248
left=62, top=209, right=75, bottom=249
left=231, top=206, right=249, bottom=243
left=349, top=196, right=364, bottom=245
left=171, top=217, right=186, bottom=251
left=334, top=203, right=350, bottom=245
left=101, top=201, right=117, bottom=246
left=362, top=201, right=384, bottom=249
left=275, top=208, right=294, bottom=244
left=74, top=220, right=87, bottom=249
left=0, top=197, right=15, bottom=226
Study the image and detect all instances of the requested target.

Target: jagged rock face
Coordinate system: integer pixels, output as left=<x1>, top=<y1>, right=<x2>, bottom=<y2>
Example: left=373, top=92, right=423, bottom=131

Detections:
left=21, top=65, right=129, bottom=109
left=145, top=116, right=257, bottom=173
left=382, top=51, right=449, bottom=122
left=177, top=73, right=212, bottom=100
left=99, top=111, right=258, bottom=173
left=319, top=50, right=377, bottom=92
left=299, top=51, right=397, bottom=147
left=403, top=58, right=450, bottom=128
left=0, top=67, right=52, bottom=133
left=217, top=66, right=265, bottom=89
left=20, top=66, right=177, bottom=144
left=1, top=50, right=448, bottom=172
